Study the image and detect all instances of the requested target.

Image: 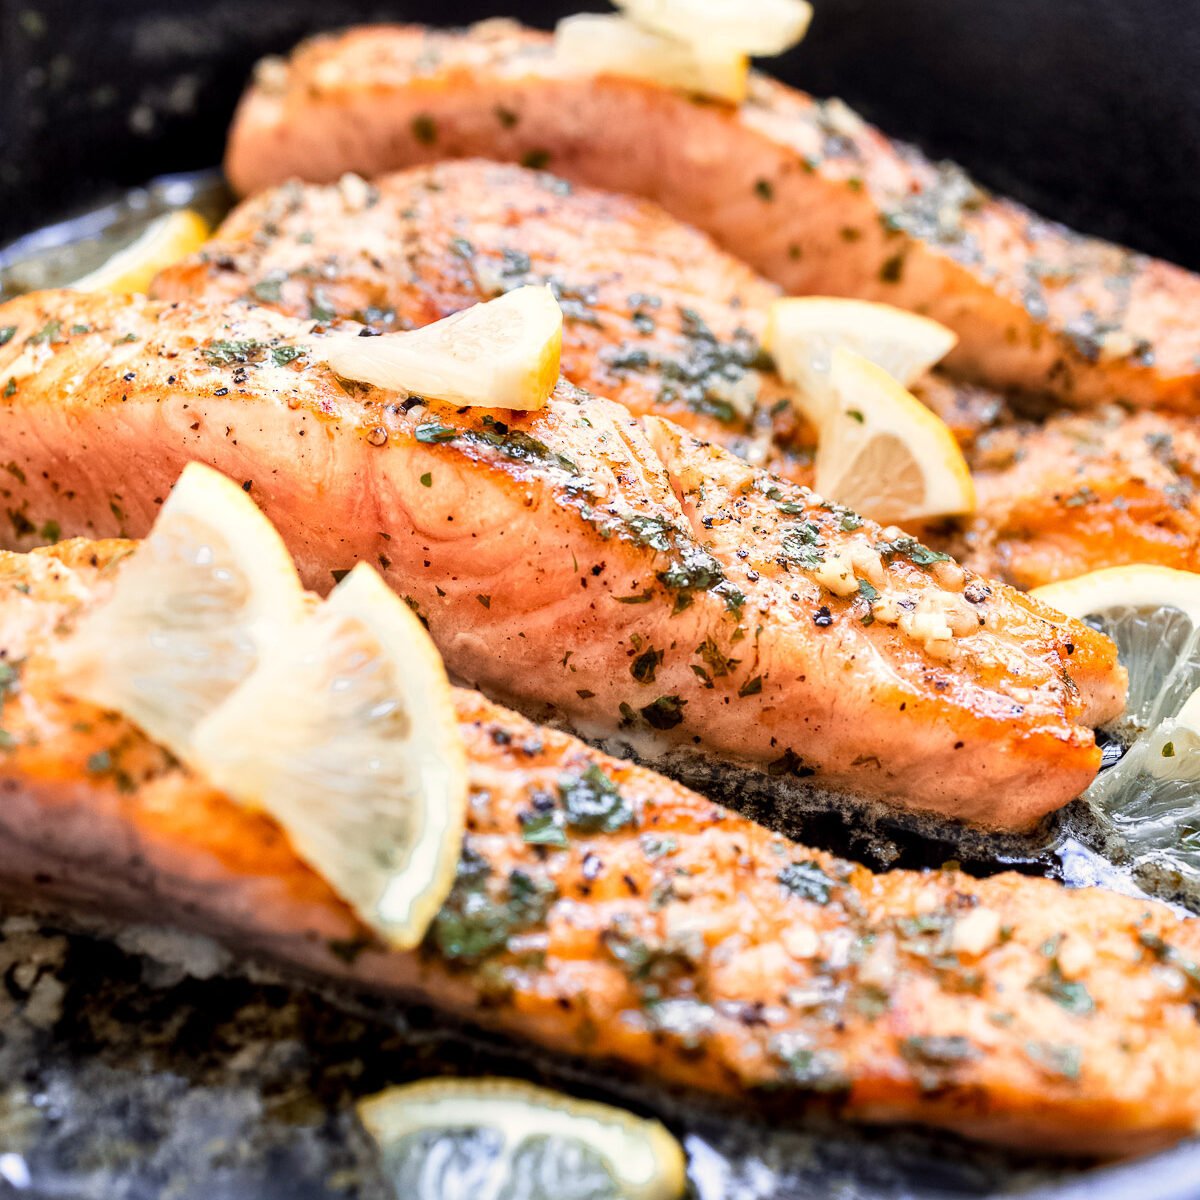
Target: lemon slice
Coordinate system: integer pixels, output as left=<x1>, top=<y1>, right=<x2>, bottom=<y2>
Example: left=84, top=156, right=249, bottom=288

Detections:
left=358, top=1077, right=687, bottom=1200
left=189, top=564, right=467, bottom=949
left=766, top=297, right=958, bottom=423
left=1140, top=688, right=1200, bottom=783
left=1032, top=565, right=1200, bottom=883
left=554, top=14, right=749, bottom=105
left=1032, top=565, right=1200, bottom=742
left=54, top=462, right=305, bottom=765
left=323, top=285, right=562, bottom=410
left=812, top=348, right=976, bottom=524
left=68, top=209, right=210, bottom=294
left=1075, top=686, right=1200, bottom=877
left=613, top=0, right=812, bottom=56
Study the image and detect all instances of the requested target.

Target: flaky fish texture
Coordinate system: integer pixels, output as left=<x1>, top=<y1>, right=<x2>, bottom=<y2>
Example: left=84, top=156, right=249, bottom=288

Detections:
left=0, top=539, right=1193, bottom=1156
left=0, top=291, right=1123, bottom=826
left=153, top=161, right=1200, bottom=590
left=153, top=160, right=809, bottom=480
left=224, top=20, right=1200, bottom=412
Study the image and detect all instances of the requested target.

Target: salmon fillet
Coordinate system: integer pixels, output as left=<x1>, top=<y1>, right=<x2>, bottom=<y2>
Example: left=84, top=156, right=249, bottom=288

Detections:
left=0, top=538, right=1197, bottom=1156
left=942, top=407, right=1200, bottom=590
left=153, top=161, right=809, bottom=482
left=0, top=290, right=1123, bottom=827
left=154, top=161, right=1200, bottom=589
left=223, top=21, right=1200, bottom=414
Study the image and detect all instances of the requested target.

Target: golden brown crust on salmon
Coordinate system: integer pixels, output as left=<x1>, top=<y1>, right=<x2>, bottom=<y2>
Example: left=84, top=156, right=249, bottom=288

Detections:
left=0, top=289, right=1122, bottom=827
left=154, top=161, right=1200, bottom=591
left=940, top=405, right=1200, bottom=589
left=151, top=160, right=809, bottom=479
left=223, top=20, right=1200, bottom=414
left=0, top=538, right=1194, bottom=1156
left=187, top=157, right=1198, bottom=596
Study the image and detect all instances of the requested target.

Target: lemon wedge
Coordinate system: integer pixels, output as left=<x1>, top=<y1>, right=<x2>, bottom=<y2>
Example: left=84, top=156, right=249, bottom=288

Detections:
left=68, top=209, right=210, bottom=294
left=554, top=13, right=749, bottom=105
left=1032, top=565, right=1200, bottom=883
left=766, top=297, right=958, bottom=423
left=323, top=285, right=562, bottom=410
left=613, top=0, right=812, bottom=56
left=189, top=563, right=467, bottom=949
left=54, top=462, right=305, bottom=766
left=358, top=1077, right=687, bottom=1200
left=812, top=348, right=975, bottom=524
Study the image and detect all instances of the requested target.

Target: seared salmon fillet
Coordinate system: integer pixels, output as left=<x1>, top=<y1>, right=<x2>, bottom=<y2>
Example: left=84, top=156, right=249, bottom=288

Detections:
left=155, top=162, right=1200, bottom=589
left=0, top=290, right=1124, bottom=827
left=943, top=407, right=1200, bottom=590
left=224, top=20, right=1200, bottom=413
left=0, top=539, right=1197, bottom=1156
left=152, top=161, right=809, bottom=480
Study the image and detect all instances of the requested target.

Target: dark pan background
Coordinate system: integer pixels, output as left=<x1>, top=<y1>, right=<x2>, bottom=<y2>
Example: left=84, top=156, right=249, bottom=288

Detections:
left=1, top=3, right=1200, bottom=1197
left=1, top=0, right=1199, bottom=269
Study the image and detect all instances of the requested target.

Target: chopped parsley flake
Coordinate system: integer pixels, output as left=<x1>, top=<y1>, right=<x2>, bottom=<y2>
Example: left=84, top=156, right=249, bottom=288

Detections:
left=559, top=764, right=634, bottom=834
left=415, top=423, right=458, bottom=444
left=520, top=810, right=569, bottom=847
left=1030, top=963, right=1094, bottom=1015
left=640, top=694, right=686, bottom=730
left=411, top=113, right=437, bottom=145
left=1024, top=1040, right=1082, bottom=1081
left=631, top=646, right=664, bottom=684
left=777, top=860, right=834, bottom=904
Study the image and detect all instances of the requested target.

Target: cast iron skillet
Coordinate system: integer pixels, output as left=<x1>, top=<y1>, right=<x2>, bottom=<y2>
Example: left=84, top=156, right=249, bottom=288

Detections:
left=3, top=0, right=1198, bottom=265
left=2, top=2, right=1200, bottom=1197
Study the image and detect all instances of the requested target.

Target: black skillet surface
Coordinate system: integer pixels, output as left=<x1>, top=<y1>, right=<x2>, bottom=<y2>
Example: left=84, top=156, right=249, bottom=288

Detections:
left=2, top=0, right=1199, bottom=265
left=2, top=1, right=1200, bottom=1197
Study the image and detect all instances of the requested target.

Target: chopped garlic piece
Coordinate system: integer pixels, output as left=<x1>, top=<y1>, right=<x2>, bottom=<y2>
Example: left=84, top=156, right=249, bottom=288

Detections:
left=809, top=550, right=859, bottom=597
left=1056, top=936, right=1096, bottom=979
left=782, top=924, right=820, bottom=960
left=899, top=605, right=954, bottom=646
left=871, top=594, right=904, bottom=626
left=931, top=560, right=966, bottom=591
left=848, top=543, right=885, bottom=588
left=857, top=932, right=898, bottom=989
left=952, top=907, right=1002, bottom=956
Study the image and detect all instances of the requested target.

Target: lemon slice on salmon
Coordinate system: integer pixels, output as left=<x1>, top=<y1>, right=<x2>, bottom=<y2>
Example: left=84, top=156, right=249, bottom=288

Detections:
left=68, top=209, right=210, bottom=294
left=767, top=297, right=958, bottom=423
left=190, top=563, right=467, bottom=949
left=554, top=14, right=749, bottom=105
left=812, top=348, right=975, bottom=524
left=54, top=462, right=305, bottom=765
left=324, top=285, right=562, bottom=410
left=613, top=0, right=812, bottom=56
left=358, top=1077, right=687, bottom=1200
left=1032, top=565, right=1200, bottom=881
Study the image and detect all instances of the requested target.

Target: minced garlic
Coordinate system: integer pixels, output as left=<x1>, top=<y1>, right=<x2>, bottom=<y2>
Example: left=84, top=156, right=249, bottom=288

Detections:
left=809, top=550, right=859, bottom=597
left=951, top=907, right=1002, bottom=956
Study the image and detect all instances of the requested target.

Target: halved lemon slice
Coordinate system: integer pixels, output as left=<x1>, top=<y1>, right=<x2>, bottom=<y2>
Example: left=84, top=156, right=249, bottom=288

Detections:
left=554, top=13, right=749, bottom=105
left=1032, top=565, right=1200, bottom=742
left=189, top=564, right=467, bottom=949
left=323, top=285, right=562, bottom=410
left=812, top=348, right=975, bottom=524
left=767, top=297, right=958, bottom=423
left=358, top=1077, right=687, bottom=1200
left=54, top=462, right=305, bottom=766
left=613, top=0, right=812, bottom=56
left=1074, top=685, right=1200, bottom=879
left=68, top=209, right=210, bottom=294
left=1032, top=565, right=1200, bottom=883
